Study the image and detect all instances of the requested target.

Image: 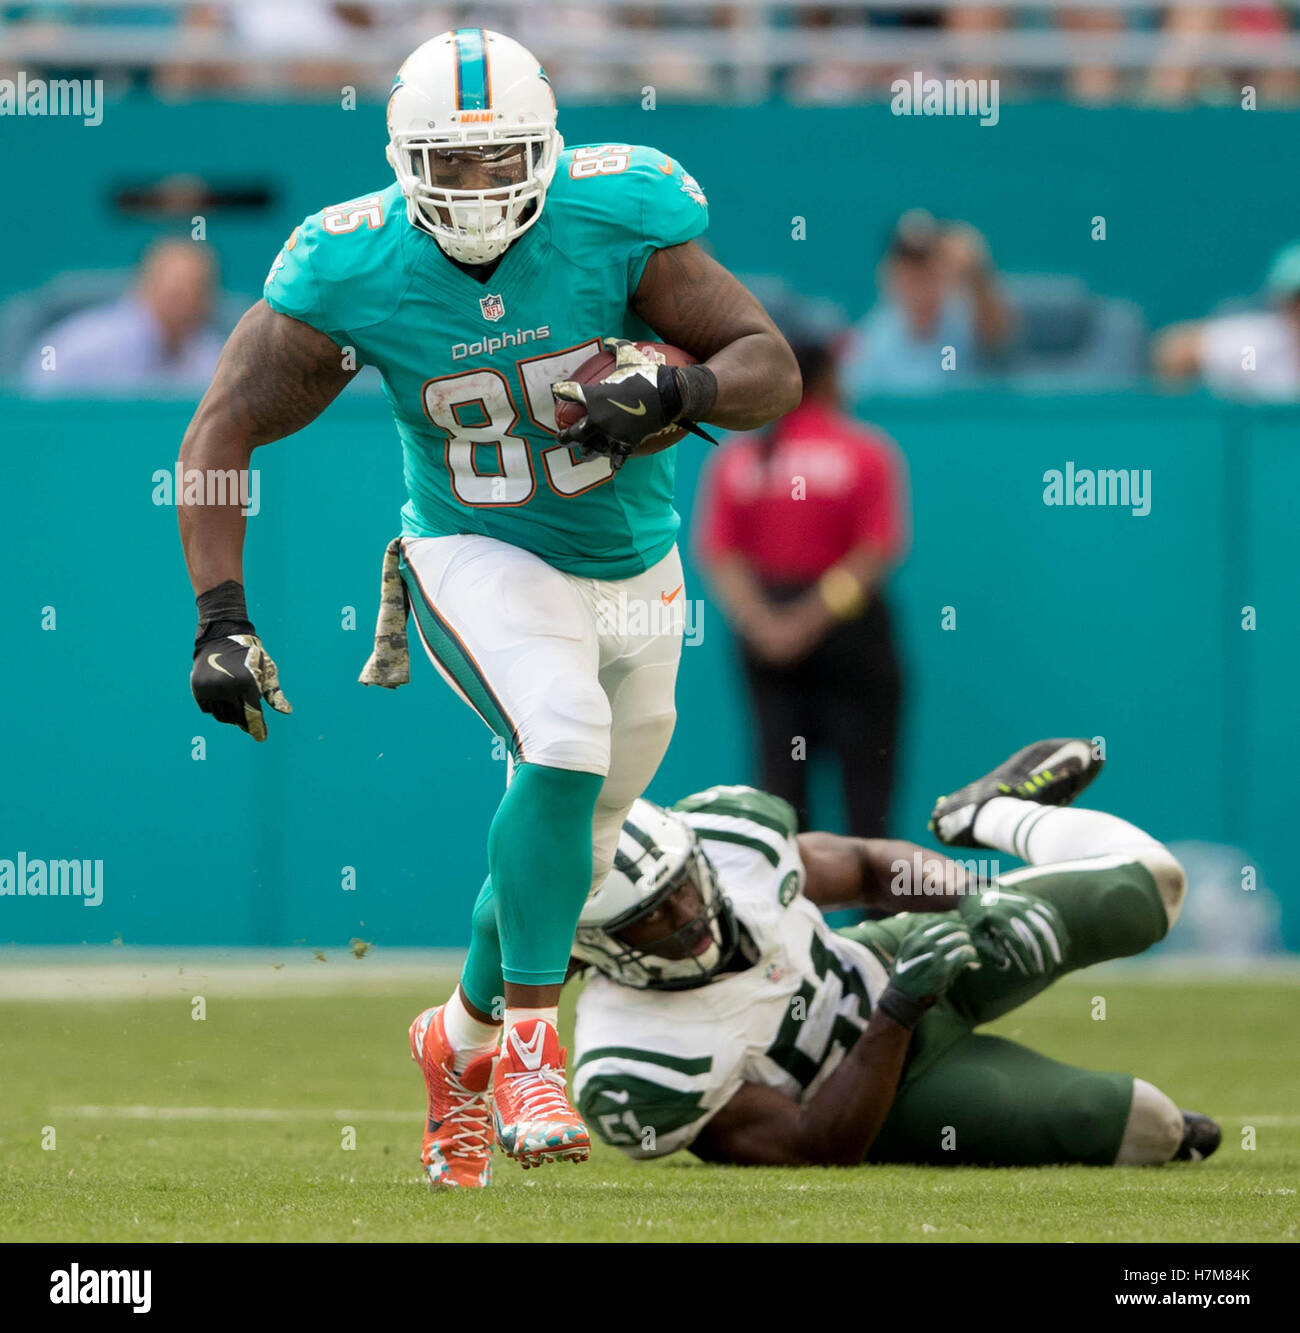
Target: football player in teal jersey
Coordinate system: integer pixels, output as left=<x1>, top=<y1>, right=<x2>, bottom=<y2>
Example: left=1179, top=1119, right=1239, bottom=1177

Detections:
left=177, top=29, right=800, bottom=1186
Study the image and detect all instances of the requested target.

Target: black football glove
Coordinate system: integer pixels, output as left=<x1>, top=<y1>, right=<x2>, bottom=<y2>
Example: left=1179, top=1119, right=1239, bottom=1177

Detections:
left=552, top=338, right=716, bottom=471
left=189, top=580, right=291, bottom=743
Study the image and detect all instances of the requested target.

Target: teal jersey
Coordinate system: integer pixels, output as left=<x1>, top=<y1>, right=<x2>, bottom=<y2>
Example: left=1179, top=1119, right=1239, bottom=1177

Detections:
left=263, top=144, right=709, bottom=578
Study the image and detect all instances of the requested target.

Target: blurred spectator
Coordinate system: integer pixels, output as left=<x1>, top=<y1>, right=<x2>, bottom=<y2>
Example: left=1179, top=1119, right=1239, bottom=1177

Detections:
left=695, top=292, right=909, bottom=840
left=786, top=5, right=875, bottom=103
left=1153, top=241, right=1300, bottom=401
left=943, top=4, right=1009, bottom=85
left=1147, top=4, right=1298, bottom=105
left=157, top=1, right=430, bottom=96
left=619, top=3, right=747, bottom=101
left=521, top=4, right=621, bottom=99
left=841, top=209, right=1010, bottom=398
left=1061, top=5, right=1125, bottom=104
left=3, top=2, right=1300, bottom=105
left=23, top=239, right=223, bottom=393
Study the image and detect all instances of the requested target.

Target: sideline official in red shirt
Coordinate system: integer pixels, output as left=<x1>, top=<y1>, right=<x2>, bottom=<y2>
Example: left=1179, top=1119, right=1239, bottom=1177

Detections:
left=695, top=312, right=909, bottom=838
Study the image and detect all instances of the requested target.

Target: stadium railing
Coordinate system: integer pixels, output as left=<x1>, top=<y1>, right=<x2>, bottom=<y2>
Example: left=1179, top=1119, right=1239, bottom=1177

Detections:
left=2, top=1, right=1298, bottom=100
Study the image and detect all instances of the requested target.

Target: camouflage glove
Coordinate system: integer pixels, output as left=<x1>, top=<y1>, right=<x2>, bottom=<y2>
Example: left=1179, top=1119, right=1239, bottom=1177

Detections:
left=876, top=919, right=980, bottom=1029
left=959, top=888, right=1068, bottom=978
left=552, top=338, right=715, bottom=470
left=190, top=580, right=291, bottom=743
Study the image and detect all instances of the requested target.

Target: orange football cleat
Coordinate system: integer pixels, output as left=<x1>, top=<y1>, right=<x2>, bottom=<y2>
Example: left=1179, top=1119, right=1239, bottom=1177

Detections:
left=408, top=1005, right=496, bottom=1189
left=493, top=1018, right=591, bottom=1169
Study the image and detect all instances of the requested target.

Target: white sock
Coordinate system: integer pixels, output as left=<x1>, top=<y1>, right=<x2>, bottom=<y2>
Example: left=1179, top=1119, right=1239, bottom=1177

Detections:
left=442, top=987, right=500, bottom=1074
left=973, top=797, right=1161, bottom=866
left=1115, top=1079, right=1184, bottom=1165
left=504, top=1006, right=558, bottom=1040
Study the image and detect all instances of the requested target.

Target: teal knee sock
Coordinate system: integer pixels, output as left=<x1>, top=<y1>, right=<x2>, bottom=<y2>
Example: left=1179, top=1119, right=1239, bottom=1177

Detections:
left=488, top=762, right=604, bottom=988
left=459, top=875, right=503, bottom=1016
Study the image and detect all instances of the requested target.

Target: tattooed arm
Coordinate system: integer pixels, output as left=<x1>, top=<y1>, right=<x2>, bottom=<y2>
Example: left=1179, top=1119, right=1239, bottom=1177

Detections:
left=179, top=301, right=354, bottom=741
left=178, top=300, right=357, bottom=592
left=632, top=241, right=801, bottom=430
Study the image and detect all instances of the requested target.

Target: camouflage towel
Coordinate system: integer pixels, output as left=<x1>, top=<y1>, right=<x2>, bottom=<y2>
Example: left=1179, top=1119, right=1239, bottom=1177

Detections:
left=359, top=537, right=411, bottom=688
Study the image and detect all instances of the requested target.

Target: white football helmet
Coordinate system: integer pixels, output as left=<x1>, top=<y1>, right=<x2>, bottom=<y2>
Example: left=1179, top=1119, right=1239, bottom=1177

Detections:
left=574, top=800, right=737, bottom=991
left=385, top=28, right=563, bottom=265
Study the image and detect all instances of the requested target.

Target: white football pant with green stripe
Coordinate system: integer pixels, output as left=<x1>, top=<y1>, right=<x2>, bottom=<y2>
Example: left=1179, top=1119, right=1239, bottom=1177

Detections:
left=400, top=532, right=684, bottom=890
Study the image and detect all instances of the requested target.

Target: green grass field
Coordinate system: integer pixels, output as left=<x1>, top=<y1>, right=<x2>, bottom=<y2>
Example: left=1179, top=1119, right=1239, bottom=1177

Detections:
left=1, top=957, right=1296, bottom=1243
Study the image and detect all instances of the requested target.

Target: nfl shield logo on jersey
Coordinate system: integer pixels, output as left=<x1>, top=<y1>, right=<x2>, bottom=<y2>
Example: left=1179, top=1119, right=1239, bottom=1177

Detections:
left=479, top=293, right=506, bottom=322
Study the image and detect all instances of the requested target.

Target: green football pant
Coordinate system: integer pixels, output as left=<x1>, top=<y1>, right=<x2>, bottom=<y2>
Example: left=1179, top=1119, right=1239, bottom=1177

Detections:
left=842, top=855, right=1168, bottom=1165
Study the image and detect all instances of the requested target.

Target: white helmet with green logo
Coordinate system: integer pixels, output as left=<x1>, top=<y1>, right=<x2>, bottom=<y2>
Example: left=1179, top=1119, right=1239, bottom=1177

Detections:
left=575, top=799, right=737, bottom=991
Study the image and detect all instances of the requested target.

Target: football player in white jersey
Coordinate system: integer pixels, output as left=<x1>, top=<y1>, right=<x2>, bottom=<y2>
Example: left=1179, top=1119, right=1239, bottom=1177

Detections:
left=571, top=739, right=1221, bottom=1167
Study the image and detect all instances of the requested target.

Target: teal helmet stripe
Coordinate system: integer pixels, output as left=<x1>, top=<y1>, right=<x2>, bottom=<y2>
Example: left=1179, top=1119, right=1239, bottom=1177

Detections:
left=452, top=28, right=490, bottom=110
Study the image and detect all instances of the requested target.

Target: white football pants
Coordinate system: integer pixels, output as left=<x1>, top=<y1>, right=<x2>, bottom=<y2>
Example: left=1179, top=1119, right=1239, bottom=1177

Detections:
left=400, top=533, right=685, bottom=892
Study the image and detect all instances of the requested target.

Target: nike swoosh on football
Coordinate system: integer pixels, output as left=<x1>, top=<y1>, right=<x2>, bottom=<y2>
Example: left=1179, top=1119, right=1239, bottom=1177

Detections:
left=611, top=400, right=647, bottom=416
left=207, top=653, right=235, bottom=679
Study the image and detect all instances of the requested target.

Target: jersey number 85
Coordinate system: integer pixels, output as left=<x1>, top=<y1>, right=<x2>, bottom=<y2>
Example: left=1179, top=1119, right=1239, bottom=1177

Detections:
left=422, top=341, right=619, bottom=506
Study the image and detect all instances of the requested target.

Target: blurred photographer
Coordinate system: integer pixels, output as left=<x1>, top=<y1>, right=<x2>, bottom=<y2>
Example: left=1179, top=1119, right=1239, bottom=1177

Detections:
left=1154, top=240, right=1300, bottom=401
left=841, top=209, right=1009, bottom=397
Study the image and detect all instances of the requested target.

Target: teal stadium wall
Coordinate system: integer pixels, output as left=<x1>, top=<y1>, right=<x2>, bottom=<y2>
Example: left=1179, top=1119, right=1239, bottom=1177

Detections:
left=3, top=100, right=1300, bottom=327
left=2, top=100, right=1298, bottom=949
left=3, top=393, right=1298, bottom=949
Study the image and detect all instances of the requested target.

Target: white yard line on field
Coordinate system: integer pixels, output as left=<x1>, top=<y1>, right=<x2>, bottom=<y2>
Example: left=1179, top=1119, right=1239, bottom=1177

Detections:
left=53, top=1104, right=416, bottom=1123
left=0, top=949, right=466, bottom=1001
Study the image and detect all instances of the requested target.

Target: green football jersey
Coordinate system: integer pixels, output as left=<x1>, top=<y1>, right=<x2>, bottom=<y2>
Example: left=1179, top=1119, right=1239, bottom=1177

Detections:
left=263, top=143, right=709, bottom=578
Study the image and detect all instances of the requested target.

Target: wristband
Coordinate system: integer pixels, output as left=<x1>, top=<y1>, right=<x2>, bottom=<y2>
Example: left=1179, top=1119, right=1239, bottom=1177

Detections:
left=875, top=984, right=931, bottom=1031
left=196, top=579, right=254, bottom=645
left=818, top=565, right=867, bottom=621
left=668, top=363, right=718, bottom=423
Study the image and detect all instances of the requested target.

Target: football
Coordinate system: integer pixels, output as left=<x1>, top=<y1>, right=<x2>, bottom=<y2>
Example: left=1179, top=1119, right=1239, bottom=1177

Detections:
left=554, top=340, right=698, bottom=454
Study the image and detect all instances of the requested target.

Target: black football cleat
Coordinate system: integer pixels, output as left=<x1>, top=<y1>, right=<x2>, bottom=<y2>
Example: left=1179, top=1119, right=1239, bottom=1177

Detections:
left=929, top=738, right=1104, bottom=848
left=1174, top=1110, right=1221, bottom=1163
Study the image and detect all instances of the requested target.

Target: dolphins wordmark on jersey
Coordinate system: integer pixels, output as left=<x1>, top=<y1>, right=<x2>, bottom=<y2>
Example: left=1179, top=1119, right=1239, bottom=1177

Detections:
left=263, top=144, right=708, bottom=580
left=571, top=785, right=892, bottom=1159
